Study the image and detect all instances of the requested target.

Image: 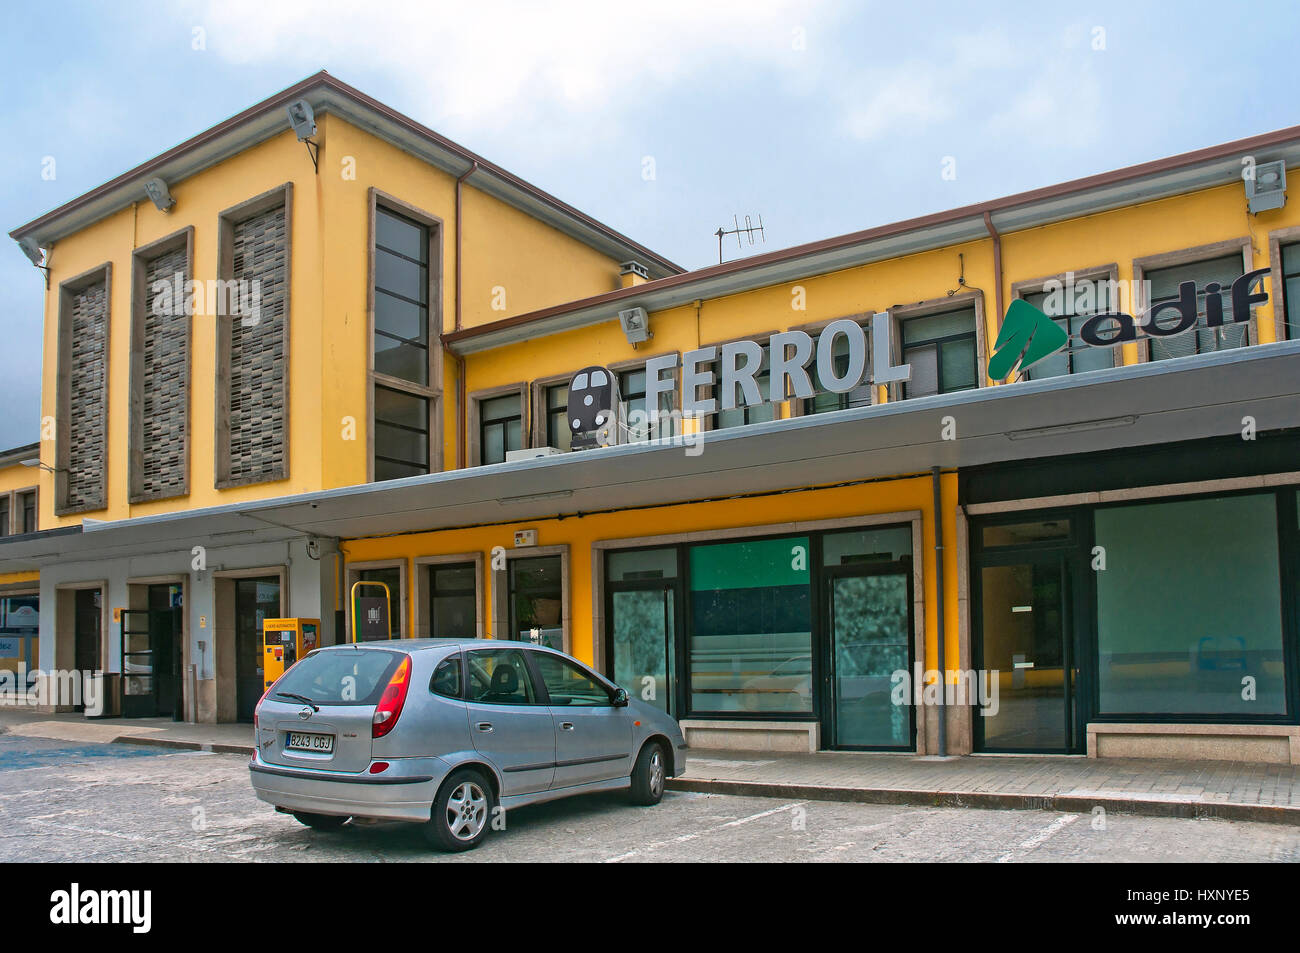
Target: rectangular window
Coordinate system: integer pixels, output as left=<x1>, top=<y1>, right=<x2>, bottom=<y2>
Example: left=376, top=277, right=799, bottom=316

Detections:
left=18, top=492, right=36, bottom=535
left=687, top=535, right=812, bottom=714
left=804, top=330, right=871, bottom=415
left=1020, top=281, right=1114, bottom=380
left=0, top=497, right=8, bottom=537
left=57, top=267, right=110, bottom=512
left=900, top=308, right=978, bottom=398
left=508, top=555, right=563, bottom=649
left=1280, top=242, right=1300, bottom=341
left=218, top=188, right=290, bottom=487
left=373, top=385, right=429, bottom=481
left=357, top=567, right=402, bottom=640
left=373, top=208, right=430, bottom=386
left=480, top=393, right=523, bottom=465
left=1146, top=254, right=1246, bottom=361
left=1094, top=493, right=1286, bottom=715
left=714, top=352, right=776, bottom=430
left=429, top=562, right=477, bottom=638
left=619, top=368, right=675, bottom=442
left=544, top=384, right=572, bottom=452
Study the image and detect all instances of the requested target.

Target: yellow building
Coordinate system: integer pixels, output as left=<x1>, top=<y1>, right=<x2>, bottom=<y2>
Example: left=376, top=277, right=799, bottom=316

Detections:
left=6, top=73, right=1300, bottom=764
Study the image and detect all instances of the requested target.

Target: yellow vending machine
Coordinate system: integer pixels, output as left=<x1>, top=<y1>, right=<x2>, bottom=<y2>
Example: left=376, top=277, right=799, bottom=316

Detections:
left=262, top=618, right=320, bottom=692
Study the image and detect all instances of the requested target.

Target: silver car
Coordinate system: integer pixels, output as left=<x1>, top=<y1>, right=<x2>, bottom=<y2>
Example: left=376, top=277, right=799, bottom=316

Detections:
left=248, top=638, right=688, bottom=851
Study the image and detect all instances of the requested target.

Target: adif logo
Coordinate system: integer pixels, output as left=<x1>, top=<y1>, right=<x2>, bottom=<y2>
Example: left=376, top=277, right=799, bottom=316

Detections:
left=50, top=883, right=151, bottom=933
left=988, top=299, right=1069, bottom=381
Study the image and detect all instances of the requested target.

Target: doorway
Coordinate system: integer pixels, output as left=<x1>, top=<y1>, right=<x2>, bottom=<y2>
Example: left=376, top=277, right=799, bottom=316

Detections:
left=234, top=576, right=281, bottom=722
left=973, top=517, right=1085, bottom=753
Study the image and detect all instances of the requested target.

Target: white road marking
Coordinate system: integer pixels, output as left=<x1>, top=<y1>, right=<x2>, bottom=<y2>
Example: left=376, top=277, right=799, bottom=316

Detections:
left=995, top=813, right=1080, bottom=863
left=604, top=800, right=808, bottom=862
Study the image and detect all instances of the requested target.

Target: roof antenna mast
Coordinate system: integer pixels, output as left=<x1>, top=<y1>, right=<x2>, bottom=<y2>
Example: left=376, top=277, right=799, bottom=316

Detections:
left=715, top=213, right=765, bottom=264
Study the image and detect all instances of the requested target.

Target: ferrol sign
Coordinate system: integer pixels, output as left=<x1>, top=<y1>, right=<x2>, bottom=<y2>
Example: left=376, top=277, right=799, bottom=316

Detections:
left=565, top=312, right=911, bottom=446
left=989, top=268, right=1271, bottom=380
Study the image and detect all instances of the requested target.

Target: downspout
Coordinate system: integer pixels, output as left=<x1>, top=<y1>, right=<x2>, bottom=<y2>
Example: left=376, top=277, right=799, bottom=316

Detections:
left=931, top=465, right=948, bottom=757
left=983, top=210, right=1004, bottom=326
left=447, top=160, right=478, bottom=470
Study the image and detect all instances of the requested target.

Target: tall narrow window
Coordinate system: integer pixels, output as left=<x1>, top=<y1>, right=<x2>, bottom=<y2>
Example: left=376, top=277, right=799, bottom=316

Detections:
left=1146, top=254, right=1246, bottom=361
left=372, top=203, right=437, bottom=480
left=217, top=187, right=290, bottom=488
left=544, top=384, right=572, bottom=452
left=56, top=266, right=110, bottom=513
left=1278, top=242, right=1300, bottom=341
left=429, top=562, right=478, bottom=638
left=19, top=492, right=36, bottom=535
left=480, top=393, right=523, bottom=464
left=0, top=497, right=10, bottom=537
left=900, top=308, right=978, bottom=399
left=131, top=230, right=191, bottom=501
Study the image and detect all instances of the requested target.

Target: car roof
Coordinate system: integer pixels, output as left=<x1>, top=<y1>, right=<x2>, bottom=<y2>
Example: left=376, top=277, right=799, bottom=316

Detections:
left=320, top=638, right=563, bottom=653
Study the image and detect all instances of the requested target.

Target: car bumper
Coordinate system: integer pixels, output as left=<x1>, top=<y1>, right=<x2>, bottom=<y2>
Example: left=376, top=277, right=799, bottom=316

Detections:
left=248, top=755, right=448, bottom=822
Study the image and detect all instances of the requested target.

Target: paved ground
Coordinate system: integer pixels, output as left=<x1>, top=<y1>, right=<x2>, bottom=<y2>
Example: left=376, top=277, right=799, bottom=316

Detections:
left=1, top=731, right=1298, bottom=862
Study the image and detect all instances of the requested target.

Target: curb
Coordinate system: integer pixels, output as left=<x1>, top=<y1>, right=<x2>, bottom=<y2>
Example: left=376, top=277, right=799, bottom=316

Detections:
left=113, top=734, right=254, bottom=757
left=667, top=778, right=1300, bottom=826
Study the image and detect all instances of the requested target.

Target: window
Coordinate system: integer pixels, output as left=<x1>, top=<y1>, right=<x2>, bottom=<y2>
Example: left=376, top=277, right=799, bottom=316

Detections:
left=804, top=330, right=872, bottom=415
left=533, top=653, right=611, bottom=706
left=1093, top=494, right=1286, bottom=715
left=374, top=385, right=429, bottom=481
left=1020, top=281, right=1115, bottom=380
left=18, top=492, right=35, bottom=535
left=687, top=536, right=812, bottom=713
left=466, top=648, right=538, bottom=705
left=56, top=266, right=110, bottom=512
left=275, top=648, right=400, bottom=706
left=429, top=562, right=477, bottom=638
left=0, top=497, right=9, bottom=537
left=544, top=384, right=572, bottom=452
left=372, top=205, right=437, bottom=481
left=714, top=351, right=776, bottom=430
left=1145, top=254, right=1247, bottom=361
left=899, top=308, right=978, bottom=398
left=619, top=367, right=675, bottom=442
left=508, top=555, right=563, bottom=648
left=217, top=188, right=290, bottom=488
left=357, top=567, right=402, bottom=640
left=430, top=654, right=463, bottom=698
left=479, top=393, right=523, bottom=465
left=1279, top=242, right=1300, bottom=341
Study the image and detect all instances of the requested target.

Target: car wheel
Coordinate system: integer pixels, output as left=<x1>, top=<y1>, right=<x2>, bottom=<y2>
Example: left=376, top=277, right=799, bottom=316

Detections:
left=628, top=741, right=667, bottom=806
left=292, top=812, right=349, bottom=831
left=423, top=769, right=495, bottom=852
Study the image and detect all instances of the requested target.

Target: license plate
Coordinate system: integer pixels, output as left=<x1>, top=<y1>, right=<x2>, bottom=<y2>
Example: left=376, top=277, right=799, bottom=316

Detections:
left=286, top=732, right=334, bottom=753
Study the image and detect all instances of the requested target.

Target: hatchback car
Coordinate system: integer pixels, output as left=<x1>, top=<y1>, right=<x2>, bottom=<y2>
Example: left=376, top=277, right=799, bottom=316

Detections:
left=248, top=639, right=688, bottom=851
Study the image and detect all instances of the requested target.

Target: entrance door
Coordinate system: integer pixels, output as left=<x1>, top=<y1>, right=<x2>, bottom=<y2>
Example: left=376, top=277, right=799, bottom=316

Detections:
left=149, top=584, right=183, bottom=720
left=235, top=577, right=281, bottom=722
left=824, top=568, right=914, bottom=749
left=976, top=557, right=1075, bottom=752
left=609, top=586, right=677, bottom=715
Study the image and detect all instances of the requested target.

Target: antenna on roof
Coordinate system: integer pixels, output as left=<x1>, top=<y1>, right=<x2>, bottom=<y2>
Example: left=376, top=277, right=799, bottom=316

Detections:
left=715, top=214, right=765, bottom=264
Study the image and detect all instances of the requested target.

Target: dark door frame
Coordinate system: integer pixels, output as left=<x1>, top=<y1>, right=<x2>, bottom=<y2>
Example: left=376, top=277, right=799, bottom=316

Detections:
left=603, top=548, right=684, bottom=718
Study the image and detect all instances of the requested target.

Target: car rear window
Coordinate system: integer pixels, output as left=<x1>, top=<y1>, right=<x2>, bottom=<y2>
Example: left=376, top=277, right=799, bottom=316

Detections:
left=273, top=649, right=402, bottom=706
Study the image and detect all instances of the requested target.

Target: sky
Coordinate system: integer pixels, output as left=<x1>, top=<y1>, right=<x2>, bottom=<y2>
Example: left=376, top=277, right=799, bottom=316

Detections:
left=1, top=0, right=1297, bottom=449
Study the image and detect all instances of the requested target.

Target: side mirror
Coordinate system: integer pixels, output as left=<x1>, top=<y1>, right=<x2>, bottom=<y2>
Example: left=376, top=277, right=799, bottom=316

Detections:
left=611, top=687, right=630, bottom=708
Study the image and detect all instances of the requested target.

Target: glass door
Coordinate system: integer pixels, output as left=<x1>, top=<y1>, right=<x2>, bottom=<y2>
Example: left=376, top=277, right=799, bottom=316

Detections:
left=976, top=556, right=1075, bottom=752
left=605, top=547, right=681, bottom=716
left=235, top=576, right=280, bottom=723
left=824, top=568, right=913, bottom=749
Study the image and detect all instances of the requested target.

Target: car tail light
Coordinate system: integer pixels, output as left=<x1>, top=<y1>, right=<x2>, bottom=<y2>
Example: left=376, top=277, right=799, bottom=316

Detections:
left=372, top=656, right=411, bottom=738
left=369, top=762, right=390, bottom=774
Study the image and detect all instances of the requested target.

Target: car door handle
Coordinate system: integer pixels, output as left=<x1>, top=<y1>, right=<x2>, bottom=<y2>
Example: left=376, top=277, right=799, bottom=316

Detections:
left=559, top=722, right=575, bottom=731
left=476, top=722, right=494, bottom=732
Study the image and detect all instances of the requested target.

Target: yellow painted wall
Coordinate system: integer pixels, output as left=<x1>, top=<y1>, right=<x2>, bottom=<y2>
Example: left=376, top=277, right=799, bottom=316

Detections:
left=341, top=471, right=962, bottom=677
left=37, top=113, right=630, bottom=523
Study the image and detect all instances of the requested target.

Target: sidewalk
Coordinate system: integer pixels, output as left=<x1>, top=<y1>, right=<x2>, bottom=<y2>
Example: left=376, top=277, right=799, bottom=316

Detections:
left=4, top=709, right=1299, bottom=825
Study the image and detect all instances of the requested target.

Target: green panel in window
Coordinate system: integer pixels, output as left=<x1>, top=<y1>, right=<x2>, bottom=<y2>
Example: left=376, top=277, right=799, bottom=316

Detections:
left=689, top=536, right=810, bottom=591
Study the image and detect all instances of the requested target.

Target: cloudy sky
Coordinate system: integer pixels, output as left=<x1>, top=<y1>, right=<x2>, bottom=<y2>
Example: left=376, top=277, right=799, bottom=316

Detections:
left=1, top=0, right=1296, bottom=448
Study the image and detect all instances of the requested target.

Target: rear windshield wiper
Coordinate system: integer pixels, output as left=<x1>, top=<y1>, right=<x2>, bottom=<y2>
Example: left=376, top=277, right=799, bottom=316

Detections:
left=275, top=692, right=319, bottom=711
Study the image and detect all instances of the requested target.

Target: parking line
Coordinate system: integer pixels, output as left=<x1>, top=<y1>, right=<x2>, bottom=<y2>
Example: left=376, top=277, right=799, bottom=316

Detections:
left=994, top=813, right=1080, bottom=863
left=603, top=800, right=808, bottom=863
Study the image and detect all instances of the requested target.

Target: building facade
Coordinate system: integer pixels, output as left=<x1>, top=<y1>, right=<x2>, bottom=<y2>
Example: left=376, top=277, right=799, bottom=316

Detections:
left=5, top=73, right=1300, bottom=764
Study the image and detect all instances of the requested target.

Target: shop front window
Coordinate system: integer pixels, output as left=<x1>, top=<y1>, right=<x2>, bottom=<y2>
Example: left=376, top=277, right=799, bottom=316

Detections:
left=509, top=555, right=563, bottom=649
left=687, top=536, right=812, bottom=714
left=1094, top=493, right=1286, bottom=715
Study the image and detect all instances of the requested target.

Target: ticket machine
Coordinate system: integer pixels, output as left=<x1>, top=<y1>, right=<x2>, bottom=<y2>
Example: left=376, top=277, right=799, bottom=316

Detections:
left=262, top=618, right=320, bottom=691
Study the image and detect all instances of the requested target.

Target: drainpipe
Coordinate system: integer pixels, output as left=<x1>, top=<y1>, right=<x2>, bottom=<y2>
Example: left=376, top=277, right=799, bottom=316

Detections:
left=445, top=160, right=478, bottom=470
left=983, top=211, right=1005, bottom=328
left=931, top=465, right=948, bottom=757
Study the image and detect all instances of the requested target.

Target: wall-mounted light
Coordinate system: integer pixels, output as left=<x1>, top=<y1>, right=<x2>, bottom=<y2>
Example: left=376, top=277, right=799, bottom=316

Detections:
left=20, top=457, right=63, bottom=474
left=285, top=98, right=320, bottom=173
left=618, top=306, right=651, bottom=347
left=1246, top=160, right=1287, bottom=214
left=143, top=176, right=175, bottom=212
left=15, top=237, right=50, bottom=287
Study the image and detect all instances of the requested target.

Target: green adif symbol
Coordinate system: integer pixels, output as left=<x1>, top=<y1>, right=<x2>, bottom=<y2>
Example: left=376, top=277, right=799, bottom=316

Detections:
left=988, top=299, right=1069, bottom=381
